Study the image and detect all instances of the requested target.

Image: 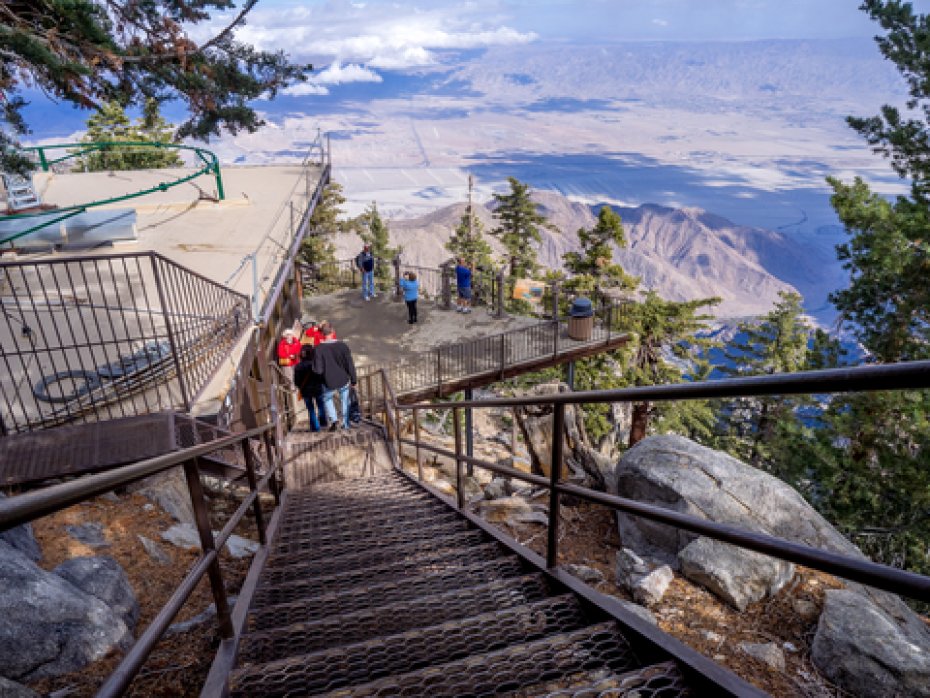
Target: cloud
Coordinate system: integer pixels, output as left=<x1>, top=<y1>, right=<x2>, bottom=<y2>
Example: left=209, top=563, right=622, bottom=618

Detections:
left=230, top=2, right=537, bottom=71
left=652, top=18, right=669, bottom=27
left=315, top=62, right=383, bottom=85
left=282, top=82, right=330, bottom=96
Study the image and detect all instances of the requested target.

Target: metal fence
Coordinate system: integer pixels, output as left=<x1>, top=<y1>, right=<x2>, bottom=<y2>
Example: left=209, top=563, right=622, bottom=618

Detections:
left=302, top=257, right=500, bottom=310
left=358, top=304, right=627, bottom=404
left=0, top=251, right=249, bottom=434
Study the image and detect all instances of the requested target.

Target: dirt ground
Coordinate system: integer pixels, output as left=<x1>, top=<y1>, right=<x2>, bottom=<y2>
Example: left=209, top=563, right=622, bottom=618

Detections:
left=498, top=500, right=849, bottom=698
left=26, top=490, right=257, bottom=697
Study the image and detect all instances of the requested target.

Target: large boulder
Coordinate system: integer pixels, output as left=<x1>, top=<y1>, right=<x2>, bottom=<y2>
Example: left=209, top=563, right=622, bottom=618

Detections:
left=129, top=469, right=195, bottom=524
left=812, top=589, right=930, bottom=698
left=678, top=537, right=794, bottom=611
left=53, top=556, right=139, bottom=631
left=0, top=494, right=41, bottom=562
left=515, top=382, right=613, bottom=489
left=613, top=435, right=860, bottom=559
left=0, top=676, right=39, bottom=697
left=0, top=542, right=131, bottom=681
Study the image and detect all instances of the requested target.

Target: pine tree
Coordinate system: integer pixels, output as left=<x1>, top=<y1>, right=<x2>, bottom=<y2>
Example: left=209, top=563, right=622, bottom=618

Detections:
left=79, top=100, right=183, bottom=171
left=1, top=1, right=310, bottom=174
left=360, top=202, right=400, bottom=285
left=624, top=292, right=720, bottom=446
left=716, top=291, right=813, bottom=471
left=491, top=177, right=552, bottom=278
left=446, top=210, right=494, bottom=270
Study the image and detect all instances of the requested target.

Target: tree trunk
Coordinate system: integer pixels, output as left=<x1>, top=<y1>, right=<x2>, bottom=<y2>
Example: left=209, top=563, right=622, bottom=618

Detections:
left=629, top=401, right=650, bottom=447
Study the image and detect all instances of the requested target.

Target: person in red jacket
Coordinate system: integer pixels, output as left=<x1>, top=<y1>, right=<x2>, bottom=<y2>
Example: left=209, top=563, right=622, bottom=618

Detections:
left=276, top=329, right=301, bottom=385
left=302, top=320, right=335, bottom=346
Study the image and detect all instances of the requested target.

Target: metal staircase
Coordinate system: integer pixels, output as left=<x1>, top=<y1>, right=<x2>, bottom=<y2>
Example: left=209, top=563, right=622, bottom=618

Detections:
left=224, top=469, right=733, bottom=697
left=1, top=173, right=40, bottom=212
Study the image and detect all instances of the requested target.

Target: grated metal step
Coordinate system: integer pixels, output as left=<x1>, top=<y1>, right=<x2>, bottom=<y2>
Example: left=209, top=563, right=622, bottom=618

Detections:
left=277, top=505, right=461, bottom=539
left=263, top=528, right=488, bottom=577
left=232, top=595, right=599, bottom=695
left=243, top=573, right=553, bottom=649
left=535, top=660, right=690, bottom=697
left=278, top=494, right=444, bottom=529
left=261, top=540, right=507, bottom=589
left=308, top=621, right=638, bottom=697
left=252, top=556, right=526, bottom=610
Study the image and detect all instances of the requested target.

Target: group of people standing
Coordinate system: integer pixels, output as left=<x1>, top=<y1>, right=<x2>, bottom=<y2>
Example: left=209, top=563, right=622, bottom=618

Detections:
left=277, top=321, right=358, bottom=432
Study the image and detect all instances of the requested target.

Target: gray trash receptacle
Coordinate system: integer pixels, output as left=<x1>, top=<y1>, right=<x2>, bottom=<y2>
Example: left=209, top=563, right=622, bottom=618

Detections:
left=568, top=297, right=594, bottom=340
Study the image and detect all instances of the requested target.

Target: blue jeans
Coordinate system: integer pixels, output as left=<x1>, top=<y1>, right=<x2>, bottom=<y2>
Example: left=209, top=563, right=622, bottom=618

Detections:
left=321, top=383, right=351, bottom=428
left=303, top=394, right=327, bottom=431
left=362, top=270, right=375, bottom=299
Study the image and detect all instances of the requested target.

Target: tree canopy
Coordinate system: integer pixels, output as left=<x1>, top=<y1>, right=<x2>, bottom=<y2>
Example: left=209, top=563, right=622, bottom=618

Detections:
left=78, top=99, right=183, bottom=171
left=1, top=0, right=310, bottom=173
left=491, top=177, right=552, bottom=278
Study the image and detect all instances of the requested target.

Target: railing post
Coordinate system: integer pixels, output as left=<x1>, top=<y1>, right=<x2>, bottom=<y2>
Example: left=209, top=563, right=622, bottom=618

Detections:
left=413, top=407, right=423, bottom=480
left=441, top=264, right=452, bottom=310
left=499, top=333, right=506, bottom=380
left=465, top=388, right=474, bottom=477
left=261, top=430, right=281, bottom=504
left=241, top=440, right=268, bottom=545
left=453, top=406, right=464, bottom=509
left=546, top=403, right=565, bottom=568
left=365, top=373, right=374, bottom=418
left=393, top=255, right=401, bottom=299
left=436, top=347, right=443, bottom=396
left=496, top=268, right=506, bottom=318
left=151, top=254, right=191, bottom=410
left=182, top=460, right=234, bottom=638
left=607, top=302, right=612, bottom=345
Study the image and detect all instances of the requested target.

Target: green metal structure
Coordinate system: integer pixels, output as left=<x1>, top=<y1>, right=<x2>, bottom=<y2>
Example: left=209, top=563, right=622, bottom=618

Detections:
left=0, top=141, right=225, bottom=246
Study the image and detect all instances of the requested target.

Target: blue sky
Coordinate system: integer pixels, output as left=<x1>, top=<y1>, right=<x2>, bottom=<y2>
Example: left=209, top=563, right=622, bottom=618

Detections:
left=220, top=0, right=930, bottom=95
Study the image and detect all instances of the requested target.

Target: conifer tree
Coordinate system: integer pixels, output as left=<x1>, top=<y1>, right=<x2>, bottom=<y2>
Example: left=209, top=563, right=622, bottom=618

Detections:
left=623, top=292, right=720, bottom=446
left=360, top=202, right=400, bottom=285
left=79, top=99, right=183, bottom=171
left=446, top=210, right=494, bottom=270
left=300, top=182, right=357, bottom=274
left=716, top=291, right=812, bottom=470
left=491, top=177, right=551, bottom=278
left=1, top=0, right=310, bottom=174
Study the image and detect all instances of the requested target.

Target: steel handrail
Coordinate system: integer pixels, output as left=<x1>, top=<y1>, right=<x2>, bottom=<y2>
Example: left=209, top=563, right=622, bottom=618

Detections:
left=0, top=422, right=273, bottom=531
left=398, top=359, right=930, bottom=409
left=375, top=360, right=930, bottom=603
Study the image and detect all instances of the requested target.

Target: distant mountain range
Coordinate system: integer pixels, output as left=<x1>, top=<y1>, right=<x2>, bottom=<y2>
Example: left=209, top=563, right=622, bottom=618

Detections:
left=332, top=189, right=843, bottom=320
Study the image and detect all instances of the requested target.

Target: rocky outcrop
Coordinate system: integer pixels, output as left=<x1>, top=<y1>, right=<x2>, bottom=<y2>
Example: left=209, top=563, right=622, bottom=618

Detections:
left=160, top=523, right=258, bottom=559
left=130, top=469, right=195, bottom=524
left=0, top=494, right=41, bottom=562
left=53, top=556, right=139, bottom=631
left=613, top=434, right=930, bottom=698
left=0, top=676, right=39, bottom=697
left=678, top=537, right=794, bottom=611
left=812, top=589, right=930, bottom=698
left=0, top=541, right=131, bottom=681
left=515, top=382, right=613, bottom=489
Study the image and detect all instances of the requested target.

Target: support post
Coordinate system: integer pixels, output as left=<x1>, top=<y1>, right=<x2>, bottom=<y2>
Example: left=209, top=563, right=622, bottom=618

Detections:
left=261, top=430, right=281, bottom=503
left=465, top=388, right=474, bottom=476
left=182, top=460, right=233, bottom=638
left=436, top=347, right=443, bottom=395
left=241, top=440, right=267, bottom=545
left=413, top=407, right=423, bottom=480
left=393, top=255, right=401, bottom=300
left=496, top=268, right=506, bottom=318
left=546, top=403, right=565, bottom=568
left=38, top=148, right=49, bottom=172
left=213, top=158, right=226, bottom=200
left=453, top=406, right=464, bottom=509
left=151, top=255, right=191, bottom=410
left=566, top=360, right=575, bottom=391
left=441, top=264, right=452, bottom=310
left=499, top=333, right=506, bottom=380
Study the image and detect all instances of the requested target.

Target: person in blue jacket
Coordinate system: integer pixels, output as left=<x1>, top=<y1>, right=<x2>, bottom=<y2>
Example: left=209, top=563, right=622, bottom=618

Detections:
left=399, top=271, right=419, bottom=324
left=455, top=257, right=472, bottom=313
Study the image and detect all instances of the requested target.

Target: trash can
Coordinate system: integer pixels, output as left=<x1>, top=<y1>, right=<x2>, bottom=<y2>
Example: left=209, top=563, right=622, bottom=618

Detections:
left=568, top=297, right=594, bottom=341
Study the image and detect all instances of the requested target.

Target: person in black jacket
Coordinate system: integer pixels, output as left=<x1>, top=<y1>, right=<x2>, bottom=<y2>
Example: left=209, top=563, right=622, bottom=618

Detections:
left=311, top=322, right=358, bottom=430
left=293, top=344, right=327, bottom=431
